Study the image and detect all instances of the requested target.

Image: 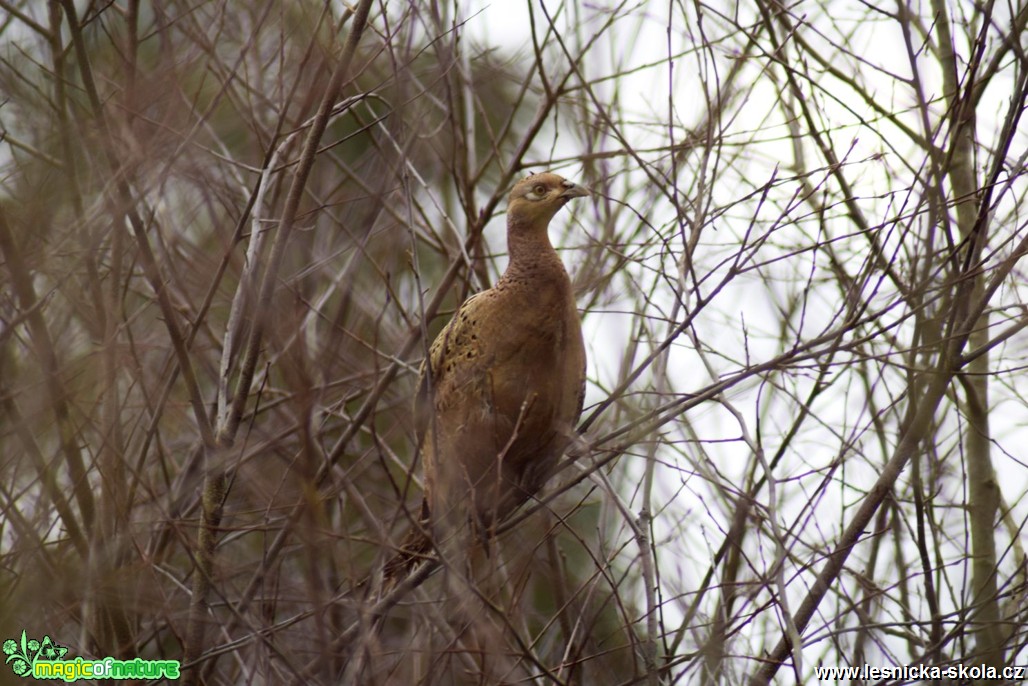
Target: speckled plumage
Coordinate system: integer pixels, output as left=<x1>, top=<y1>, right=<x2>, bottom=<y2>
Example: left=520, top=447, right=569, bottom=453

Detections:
left=418, top=172, right=589, bottom=540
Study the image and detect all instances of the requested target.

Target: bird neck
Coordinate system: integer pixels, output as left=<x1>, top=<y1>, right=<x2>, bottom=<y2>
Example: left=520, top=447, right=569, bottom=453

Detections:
left=503, top=217, right=567, bottom=283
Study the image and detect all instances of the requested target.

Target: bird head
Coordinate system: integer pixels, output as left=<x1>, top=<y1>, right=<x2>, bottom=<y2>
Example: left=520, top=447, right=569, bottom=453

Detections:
left=506, top=172, right=590, bottom=228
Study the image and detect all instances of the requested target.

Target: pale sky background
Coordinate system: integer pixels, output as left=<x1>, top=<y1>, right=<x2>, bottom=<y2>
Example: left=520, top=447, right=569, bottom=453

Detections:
left=449, top=1, right=1028, bottom=670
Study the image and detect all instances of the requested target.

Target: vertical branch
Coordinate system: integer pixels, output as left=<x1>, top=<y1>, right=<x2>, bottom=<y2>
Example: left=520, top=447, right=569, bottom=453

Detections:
left=219, top=0, right=373, bottom=444
left=182, top=0, right=377, bottom=679
left=0, top=208, right=94, bottom=541
left=930, top=0, right=1002, bottom=668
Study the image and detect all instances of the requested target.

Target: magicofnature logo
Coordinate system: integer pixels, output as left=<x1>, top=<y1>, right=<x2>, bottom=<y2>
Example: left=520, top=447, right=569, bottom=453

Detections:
left=3, top=630, right=180, bottom=681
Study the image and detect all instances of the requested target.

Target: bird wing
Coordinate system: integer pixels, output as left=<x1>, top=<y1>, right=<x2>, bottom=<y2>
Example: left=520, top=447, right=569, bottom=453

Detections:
left=413, top=291, right=487, bottom=446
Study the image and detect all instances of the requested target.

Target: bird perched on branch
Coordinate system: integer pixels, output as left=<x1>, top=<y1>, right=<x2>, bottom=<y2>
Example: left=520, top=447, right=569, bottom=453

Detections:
left=387, top=172, right=589, bottom=578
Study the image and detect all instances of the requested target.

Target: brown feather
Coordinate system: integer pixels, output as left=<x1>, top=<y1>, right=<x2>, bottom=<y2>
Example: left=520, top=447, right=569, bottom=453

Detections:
left=387, top=172, right=588, bottom=578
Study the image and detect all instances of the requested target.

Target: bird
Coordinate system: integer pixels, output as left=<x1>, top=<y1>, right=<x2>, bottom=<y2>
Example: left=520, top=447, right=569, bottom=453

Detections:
left=386, top=172, right=589, bottom=578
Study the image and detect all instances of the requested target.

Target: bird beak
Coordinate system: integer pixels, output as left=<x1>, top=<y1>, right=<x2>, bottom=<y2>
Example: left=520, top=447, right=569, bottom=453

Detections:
left=559, top=183, right=590, bottom=200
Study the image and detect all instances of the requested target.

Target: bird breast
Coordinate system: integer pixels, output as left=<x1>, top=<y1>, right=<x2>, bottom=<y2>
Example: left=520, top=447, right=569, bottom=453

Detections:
left=424, top=279, right=583, bottom=519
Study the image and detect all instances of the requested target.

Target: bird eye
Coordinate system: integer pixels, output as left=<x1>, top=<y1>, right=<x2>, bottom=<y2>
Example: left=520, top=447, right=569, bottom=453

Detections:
left=533, top=184, right=547, bottom=196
